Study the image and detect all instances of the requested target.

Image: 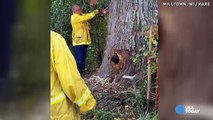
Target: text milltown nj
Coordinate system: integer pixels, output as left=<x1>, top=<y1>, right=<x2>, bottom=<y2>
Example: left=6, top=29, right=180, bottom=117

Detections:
left=162, top=2, right=211, bottom=7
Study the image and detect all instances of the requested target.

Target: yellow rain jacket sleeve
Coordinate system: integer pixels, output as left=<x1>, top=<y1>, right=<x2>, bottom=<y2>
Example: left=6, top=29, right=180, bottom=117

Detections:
left=51, top=31, right=96, bottom=119
left=71, top=11, right=96, bottom=46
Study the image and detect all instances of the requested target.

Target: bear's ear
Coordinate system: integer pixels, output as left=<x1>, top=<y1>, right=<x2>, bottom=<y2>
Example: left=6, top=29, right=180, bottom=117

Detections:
left=113, top=51, right=117, bottom=55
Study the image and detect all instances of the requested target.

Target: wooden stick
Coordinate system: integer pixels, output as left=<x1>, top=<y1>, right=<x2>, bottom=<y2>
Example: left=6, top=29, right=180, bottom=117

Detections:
left=147, top=25, right=152, bottom=112
left=155, top=66, right=159, bottom=113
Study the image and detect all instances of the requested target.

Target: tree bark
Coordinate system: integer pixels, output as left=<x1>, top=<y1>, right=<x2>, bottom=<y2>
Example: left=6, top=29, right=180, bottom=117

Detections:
left=97, top=0, right=157, bottom=80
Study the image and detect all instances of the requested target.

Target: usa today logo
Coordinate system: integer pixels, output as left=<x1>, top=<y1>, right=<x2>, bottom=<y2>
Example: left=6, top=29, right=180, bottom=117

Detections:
left=175, top=105, right=200, bottom=115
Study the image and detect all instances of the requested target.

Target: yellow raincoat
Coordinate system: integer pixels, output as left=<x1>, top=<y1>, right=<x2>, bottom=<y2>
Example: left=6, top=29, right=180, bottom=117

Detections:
left=71, top=11, right=97, bottom=46
left=50, top=31, right=96, bottom=120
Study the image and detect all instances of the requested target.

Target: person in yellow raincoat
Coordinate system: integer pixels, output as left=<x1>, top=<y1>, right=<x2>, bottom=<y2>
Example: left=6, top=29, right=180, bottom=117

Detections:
left=71, top=5, right=99, bottom=74
left=50, top=31, right=96, bottom=120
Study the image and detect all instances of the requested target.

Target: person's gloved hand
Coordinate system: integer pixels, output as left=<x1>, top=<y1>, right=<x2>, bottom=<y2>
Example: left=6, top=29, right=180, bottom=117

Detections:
left=94, top=9, right=99, bottom=15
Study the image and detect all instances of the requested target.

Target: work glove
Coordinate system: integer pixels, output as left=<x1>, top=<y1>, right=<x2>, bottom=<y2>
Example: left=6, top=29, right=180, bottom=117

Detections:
left=94, top=9, right=99, bottom=15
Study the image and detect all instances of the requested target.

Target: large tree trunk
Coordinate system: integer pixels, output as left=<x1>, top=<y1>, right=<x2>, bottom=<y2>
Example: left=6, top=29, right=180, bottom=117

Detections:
left=97, top=0, right=157, bottom=80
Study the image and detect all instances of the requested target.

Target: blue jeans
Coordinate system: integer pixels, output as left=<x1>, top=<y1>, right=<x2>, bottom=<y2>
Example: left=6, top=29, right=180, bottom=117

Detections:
left=73, top=45, right=88, bottom=74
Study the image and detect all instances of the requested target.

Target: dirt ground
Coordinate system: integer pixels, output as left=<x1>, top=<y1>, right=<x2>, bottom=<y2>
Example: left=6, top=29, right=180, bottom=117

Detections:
left=83, top=74, right=142, bottom=119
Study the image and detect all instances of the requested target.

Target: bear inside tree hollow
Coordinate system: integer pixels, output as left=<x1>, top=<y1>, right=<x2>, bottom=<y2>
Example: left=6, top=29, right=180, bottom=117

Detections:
left=109, top=50, right=124, bottom=83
